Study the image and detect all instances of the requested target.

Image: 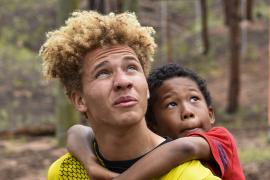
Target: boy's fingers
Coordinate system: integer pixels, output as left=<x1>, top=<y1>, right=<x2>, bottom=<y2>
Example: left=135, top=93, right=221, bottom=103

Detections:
left=87, top=166, right=119, bottom=180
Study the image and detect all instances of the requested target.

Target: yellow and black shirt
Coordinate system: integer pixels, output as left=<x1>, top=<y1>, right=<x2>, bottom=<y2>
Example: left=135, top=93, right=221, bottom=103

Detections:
left=48, top=138, right=221, bottom=180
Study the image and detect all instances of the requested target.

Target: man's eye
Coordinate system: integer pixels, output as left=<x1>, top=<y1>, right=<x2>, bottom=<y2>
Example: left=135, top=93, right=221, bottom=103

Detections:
left=190, top=96, right=199, bottom=103
left=95, top=70, right=111, bottom=79
left=127, top=65, right=138, bottom=72
left=167, top=102, right=177, bottom=109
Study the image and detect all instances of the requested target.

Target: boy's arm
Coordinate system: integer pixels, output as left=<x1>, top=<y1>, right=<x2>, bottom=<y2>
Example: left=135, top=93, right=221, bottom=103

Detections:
left=114, top=136, right=212, bottom=180
left=67, top=124, right=119, bottom=180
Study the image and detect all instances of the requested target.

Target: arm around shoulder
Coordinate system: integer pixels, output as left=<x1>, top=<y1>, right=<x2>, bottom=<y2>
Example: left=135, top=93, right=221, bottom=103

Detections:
left=115, top=136, right=212, bottom=180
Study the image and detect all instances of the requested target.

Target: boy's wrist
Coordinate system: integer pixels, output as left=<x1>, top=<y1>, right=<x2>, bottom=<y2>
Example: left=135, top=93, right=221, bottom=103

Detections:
left=87, top=164, right=119, bottom=179
left=83, top=155, right=99, bottom=167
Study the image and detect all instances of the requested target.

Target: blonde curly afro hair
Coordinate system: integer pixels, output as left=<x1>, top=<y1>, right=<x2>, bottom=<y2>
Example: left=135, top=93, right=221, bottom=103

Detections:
left=39, top=11, right=156, bottom=97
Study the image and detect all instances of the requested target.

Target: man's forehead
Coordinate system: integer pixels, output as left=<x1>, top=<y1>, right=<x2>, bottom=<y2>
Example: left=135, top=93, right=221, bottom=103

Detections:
left=85, top=45, right=138, bottom=62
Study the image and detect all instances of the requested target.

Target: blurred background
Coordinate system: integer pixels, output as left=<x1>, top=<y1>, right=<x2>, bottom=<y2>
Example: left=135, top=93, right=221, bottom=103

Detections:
left=0, top=0, right=269, bottom=179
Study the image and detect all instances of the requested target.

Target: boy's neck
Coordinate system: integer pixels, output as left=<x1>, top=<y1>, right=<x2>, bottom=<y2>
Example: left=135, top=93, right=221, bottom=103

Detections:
left=94, top=119, right=164, bottom=161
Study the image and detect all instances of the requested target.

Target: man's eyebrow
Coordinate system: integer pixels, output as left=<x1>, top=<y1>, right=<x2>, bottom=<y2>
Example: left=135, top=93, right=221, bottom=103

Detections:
left=123, top=55, right=139, bottom=62
left=93, top=60, right=109, bottom=72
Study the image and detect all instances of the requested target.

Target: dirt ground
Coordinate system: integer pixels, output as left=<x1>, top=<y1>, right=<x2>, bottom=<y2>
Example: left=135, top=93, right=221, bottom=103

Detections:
left=0, top=136, right=66, bottom=180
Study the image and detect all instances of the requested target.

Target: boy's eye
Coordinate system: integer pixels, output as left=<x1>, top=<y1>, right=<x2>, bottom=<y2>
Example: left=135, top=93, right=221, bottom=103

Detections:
left=95, top=70, right=111, bottom=79
left=190, top=96, right=199, bottom=103
left=167, top=102, right=177, bottom=109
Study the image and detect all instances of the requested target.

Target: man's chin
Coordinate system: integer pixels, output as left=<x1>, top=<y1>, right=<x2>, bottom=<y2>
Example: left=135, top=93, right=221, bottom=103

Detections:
left=114, top=113, right=143, bottom=126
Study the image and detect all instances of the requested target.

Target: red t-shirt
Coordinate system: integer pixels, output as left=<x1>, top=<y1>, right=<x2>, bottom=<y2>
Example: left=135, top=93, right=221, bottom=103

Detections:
left=187, top=127, right=245, bottom=180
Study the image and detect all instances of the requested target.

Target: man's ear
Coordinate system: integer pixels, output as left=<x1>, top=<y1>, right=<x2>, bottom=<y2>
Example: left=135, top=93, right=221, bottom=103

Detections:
left=208, top=106, right=215, bottom=124
left=70, top=91, right=87, bottom=113
left=147, top=89, right=150, bottom=99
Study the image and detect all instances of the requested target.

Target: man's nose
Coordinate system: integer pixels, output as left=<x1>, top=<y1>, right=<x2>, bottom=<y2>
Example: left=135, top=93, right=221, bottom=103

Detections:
left=113, top=71, right=133, bottom=91
left=181, top=103, right=194, bottom=121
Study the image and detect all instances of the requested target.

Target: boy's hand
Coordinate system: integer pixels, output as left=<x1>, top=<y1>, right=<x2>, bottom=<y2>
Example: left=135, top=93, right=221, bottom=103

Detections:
left=67, top=124, right=119, bottom=179
left=87, top=164, right=119, bottom=180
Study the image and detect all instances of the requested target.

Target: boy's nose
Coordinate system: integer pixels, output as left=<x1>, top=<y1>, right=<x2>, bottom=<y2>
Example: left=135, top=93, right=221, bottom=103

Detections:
left=113, top=71, right=133, bottom=91
left=181, top=104, right=194, bottom=121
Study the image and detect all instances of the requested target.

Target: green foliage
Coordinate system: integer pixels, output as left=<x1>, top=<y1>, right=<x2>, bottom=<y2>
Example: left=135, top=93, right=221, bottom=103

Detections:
left=244, top=44, right=260, bottom=61
left=0, top=109, right=9, bottom=130
left=0, top=40, right=41, bottom=81
left=0, top=39, right=55, bottom=130
left=255, top=1, right=270, bottom=19
left=123, top=0, right=139, bottom=12
left=215, top=106, right=267, bottom=130
left=239, top=145, right=270, bottom=163
left=0, top=0, right=58, bottom=51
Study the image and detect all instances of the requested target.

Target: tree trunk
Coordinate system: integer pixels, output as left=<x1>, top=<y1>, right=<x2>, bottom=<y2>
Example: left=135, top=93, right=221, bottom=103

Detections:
left=116, top=0, right=124, bottom=12
left=246, top=0, right=253, bottom=21
left=123, top=0, right=139, bottom=12
left=166, top=4, right=173, bottom=63
left=268, top=24, right=270, bottom=143
left=87, top=0, right=106, bottom=14
left=222, top=0, right=231, bottom=26
left=200, top=0, right=209, bottom=55
left=226, top=0, right=241, bottom=114
left=106, top=0, right=124, bottom=13
left=56, top=87, right=80, bottom=146
left=57, top=0, right=80, bottom=146
left=161, top=0, right=167, bottom=63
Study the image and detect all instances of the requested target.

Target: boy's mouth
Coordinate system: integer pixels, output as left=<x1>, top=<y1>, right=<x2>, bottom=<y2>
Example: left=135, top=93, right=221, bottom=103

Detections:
left=181, top=128, right=202, bottom=135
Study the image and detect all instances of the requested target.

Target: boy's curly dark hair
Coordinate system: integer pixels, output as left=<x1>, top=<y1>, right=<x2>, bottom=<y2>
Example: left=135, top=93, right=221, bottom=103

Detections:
left=146, top=63, right=212, bottom=128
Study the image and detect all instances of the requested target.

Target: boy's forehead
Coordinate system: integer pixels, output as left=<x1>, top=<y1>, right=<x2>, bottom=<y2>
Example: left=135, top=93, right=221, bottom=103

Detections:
left=155, top=77, right=201, bottom=96
left=85, top=45, right=139, bottom=64
left=162, top=77, right=197, bottom=88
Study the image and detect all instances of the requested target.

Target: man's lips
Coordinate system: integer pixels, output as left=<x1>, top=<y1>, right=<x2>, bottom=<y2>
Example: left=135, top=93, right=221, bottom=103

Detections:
left=113, top=96, right=138, bottom=107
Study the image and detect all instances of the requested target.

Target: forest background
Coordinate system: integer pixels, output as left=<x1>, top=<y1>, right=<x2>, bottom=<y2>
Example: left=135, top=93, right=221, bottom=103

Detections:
left=0, top=0, right=269, bottom=179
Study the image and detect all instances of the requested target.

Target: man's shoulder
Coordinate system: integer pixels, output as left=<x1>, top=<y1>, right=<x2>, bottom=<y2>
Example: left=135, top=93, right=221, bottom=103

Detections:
left=47, top=153, right=89, bottom=180
left=160, top=160, right=221, bottom=180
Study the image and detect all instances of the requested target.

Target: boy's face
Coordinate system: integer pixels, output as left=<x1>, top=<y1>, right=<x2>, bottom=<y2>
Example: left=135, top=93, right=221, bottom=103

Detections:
left=71, top=45, right=149, bottom=131
left=152, top=77, right=215, bottom=139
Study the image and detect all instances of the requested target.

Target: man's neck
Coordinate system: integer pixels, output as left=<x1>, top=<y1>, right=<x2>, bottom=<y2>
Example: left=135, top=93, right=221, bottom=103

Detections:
left=94, top=120, right=164, bottom=161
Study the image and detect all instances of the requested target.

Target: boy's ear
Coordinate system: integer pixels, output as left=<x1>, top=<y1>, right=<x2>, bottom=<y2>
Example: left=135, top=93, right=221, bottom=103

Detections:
left=147, top=89, right=150, bottom=99
left=70, top=91, right=87, bottom=113
left=208, top=106, right=215, bottom=124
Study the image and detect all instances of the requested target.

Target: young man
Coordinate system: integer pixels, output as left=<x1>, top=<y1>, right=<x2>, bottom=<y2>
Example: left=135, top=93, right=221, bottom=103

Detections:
left=40, top=11, right=219, bottom=180
left=68, top=64, right=245, bottom=180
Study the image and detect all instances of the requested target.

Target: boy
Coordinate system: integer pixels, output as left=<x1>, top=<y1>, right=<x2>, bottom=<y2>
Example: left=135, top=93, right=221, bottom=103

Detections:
left=67, top=63, right=244, bottom=180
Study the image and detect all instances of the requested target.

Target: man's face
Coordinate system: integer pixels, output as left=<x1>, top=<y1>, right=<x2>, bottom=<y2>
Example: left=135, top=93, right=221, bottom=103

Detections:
left=74, top=45, right=149, bottom=130
left=152, top=77, right=215, bottom=139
